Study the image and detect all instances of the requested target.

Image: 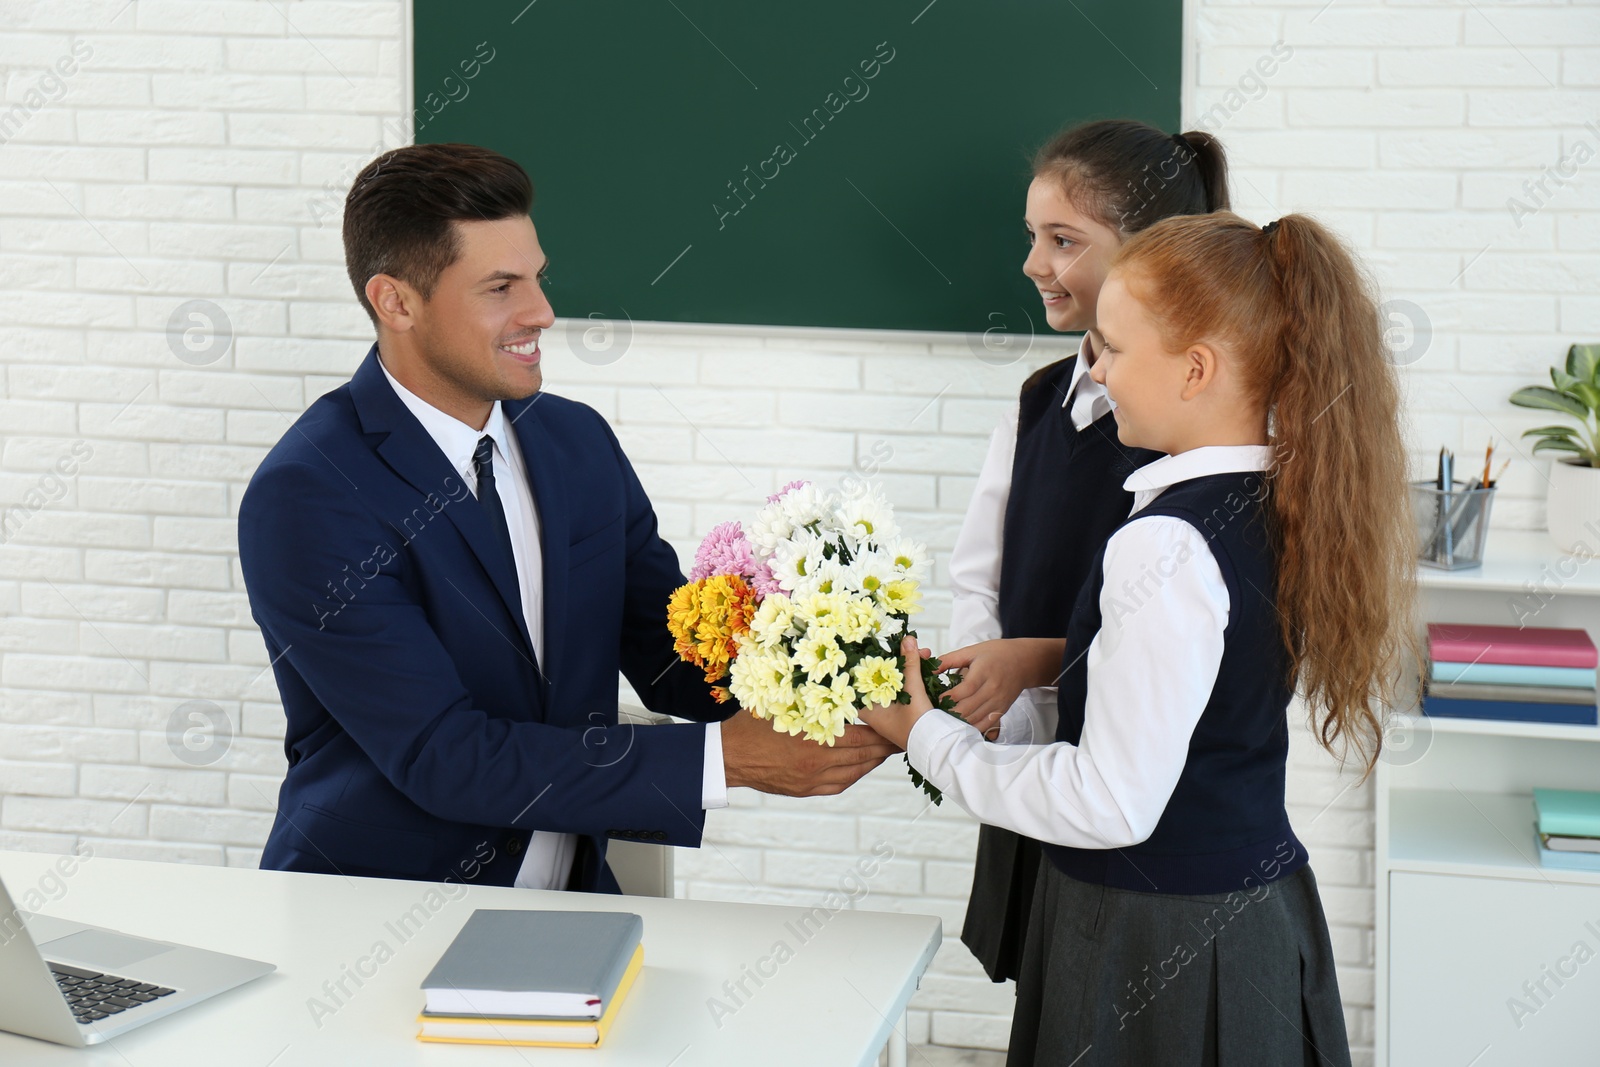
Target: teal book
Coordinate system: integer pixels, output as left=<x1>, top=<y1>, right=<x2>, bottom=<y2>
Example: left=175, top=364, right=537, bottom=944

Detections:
left=1430, top=660, right=1597, bottom=689
left=1534, top=789, right=1600, bottom=839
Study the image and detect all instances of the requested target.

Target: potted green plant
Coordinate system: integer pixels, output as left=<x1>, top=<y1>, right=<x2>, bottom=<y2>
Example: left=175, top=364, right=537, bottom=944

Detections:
left=1510, top=342, right=1600, bottom=552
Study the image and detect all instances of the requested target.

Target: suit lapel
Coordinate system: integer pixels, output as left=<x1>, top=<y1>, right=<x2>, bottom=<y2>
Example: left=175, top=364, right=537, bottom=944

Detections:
left=349, top=348, right=535, bottom=660
left=507, top=393, right=567, bottom=704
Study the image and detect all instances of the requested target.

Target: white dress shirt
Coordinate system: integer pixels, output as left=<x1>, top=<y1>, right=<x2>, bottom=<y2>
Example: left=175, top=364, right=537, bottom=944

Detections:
left=908, top=445, right=1273, bottom=850
left=378, top=359, right=726, bottom=891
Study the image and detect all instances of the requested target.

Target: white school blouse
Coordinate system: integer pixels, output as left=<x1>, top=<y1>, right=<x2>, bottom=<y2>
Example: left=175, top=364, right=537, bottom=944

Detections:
left=946, top=334, right=1109, bottom=745
left=907, top=445, right=1273, bottom=850
left=946, top=333, right=1108, bottom=649
left=378, top=361, right=727, bottom=890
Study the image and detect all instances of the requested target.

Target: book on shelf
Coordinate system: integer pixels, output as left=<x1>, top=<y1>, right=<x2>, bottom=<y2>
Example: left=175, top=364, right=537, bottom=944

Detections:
left=1427, top=623, right=1598, bottom=669
left=1426, top=680, right=1599, bottom=706
left=417, top=909, right=644, bottom=1046
left=1535, top=829, right=1600, bottom=873
left=1534, top=788, right=1600, bottom=839
left=1422, top=695, right=1598, bottom=726
left=1541, top=833, right=1600, bottom=855
left=1428, top=660, right=1597, bottom=689
left=417, top=944, right=644, bottom=1048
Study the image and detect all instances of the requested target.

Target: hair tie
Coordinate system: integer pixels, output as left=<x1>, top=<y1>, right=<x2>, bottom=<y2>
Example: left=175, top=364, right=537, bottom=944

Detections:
left=1261, top=219, right=1280, bottom=236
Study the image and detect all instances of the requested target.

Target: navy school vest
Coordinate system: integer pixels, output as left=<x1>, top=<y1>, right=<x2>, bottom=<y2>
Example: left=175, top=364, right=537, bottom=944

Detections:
left=996, top=357, right=1161, bottom=641
left=1040, top=470, right=1310, bottom=896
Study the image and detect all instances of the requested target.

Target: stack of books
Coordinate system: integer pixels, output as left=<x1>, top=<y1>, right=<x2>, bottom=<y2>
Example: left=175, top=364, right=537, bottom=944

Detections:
left=417, top=910, right=644, bottom=1049
left=1424, top=623, right=1598, bottom=726
left=1534, top=788, right=1600, bottom=872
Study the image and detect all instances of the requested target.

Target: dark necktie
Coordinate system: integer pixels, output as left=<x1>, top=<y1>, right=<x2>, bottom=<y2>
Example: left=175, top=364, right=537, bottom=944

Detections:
left=473, top=434, right=521, bottom=583
left=473, top=434, right=542, bottom=681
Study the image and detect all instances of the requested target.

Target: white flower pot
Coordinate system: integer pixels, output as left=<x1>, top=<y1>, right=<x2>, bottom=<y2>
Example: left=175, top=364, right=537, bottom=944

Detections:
left=1546, top=458, right=1600, bottom=552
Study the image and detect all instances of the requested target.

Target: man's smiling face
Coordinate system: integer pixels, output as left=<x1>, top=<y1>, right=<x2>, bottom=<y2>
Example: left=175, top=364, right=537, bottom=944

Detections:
left=408, top=215, right=555, bottom=411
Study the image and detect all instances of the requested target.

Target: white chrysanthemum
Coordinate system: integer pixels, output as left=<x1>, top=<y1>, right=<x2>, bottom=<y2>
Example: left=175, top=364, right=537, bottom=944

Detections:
left=883, top=537, right=932, bottom=581
left=769, top=534, right=826, bottom=595
left=747, top=499, right=794, bottom=557
left=808, top=556, right=852, bottom=596
left=778, top=483, right=833, bottom=534
left=835, top=486, right=898, bottom=547
left=875, top=609, right=905, bottom=643
left=848, top=550, right=898, bottom=600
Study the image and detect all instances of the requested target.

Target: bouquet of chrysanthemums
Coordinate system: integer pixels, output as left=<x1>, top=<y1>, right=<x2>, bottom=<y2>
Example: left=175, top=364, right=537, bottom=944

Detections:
left=666, top=480, right=959, bottom=801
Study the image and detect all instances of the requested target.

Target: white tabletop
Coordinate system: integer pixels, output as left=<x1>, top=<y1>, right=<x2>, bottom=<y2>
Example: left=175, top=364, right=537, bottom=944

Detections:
left=0, top=850, right=941, bottom=1066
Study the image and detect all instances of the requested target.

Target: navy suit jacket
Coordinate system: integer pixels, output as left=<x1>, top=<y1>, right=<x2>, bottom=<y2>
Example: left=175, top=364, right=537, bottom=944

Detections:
left=239, top=347, right=726, bottom=892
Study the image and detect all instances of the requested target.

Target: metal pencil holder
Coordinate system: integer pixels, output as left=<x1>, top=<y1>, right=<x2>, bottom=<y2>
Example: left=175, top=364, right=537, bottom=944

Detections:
left=1412, top=480, right=1494, bottom=570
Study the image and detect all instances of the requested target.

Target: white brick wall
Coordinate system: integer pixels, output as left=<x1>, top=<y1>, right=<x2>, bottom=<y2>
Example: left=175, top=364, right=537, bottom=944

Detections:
left=0, top=1, right=1591, bottom=1059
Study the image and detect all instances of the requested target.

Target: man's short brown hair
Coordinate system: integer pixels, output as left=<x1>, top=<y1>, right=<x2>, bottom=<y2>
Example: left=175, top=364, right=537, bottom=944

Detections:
left=342, top=143, right=533, bottom=326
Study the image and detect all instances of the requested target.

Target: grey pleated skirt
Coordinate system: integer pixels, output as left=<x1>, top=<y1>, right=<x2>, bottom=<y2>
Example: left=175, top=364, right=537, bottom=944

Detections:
left=1007, top=861, right=1351, bottom=1067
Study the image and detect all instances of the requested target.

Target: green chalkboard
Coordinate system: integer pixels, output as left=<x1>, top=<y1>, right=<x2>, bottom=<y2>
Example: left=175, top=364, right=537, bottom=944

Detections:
left=412, top=0, right=1180, bottom=335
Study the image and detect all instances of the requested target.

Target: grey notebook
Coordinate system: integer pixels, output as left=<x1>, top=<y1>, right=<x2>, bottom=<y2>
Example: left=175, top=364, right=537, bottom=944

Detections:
left=421, top=910, right=643, bottom=1019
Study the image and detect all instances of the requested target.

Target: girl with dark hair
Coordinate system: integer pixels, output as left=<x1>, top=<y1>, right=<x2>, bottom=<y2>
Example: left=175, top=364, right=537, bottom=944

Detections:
left=864, top=211, right=1411, bottom=1064
left=940, top=119, right=1231, bottom=986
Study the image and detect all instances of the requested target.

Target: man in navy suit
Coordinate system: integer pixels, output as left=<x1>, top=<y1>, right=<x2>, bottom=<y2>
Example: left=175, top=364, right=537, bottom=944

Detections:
left=238, top=144, right=896, bottom=893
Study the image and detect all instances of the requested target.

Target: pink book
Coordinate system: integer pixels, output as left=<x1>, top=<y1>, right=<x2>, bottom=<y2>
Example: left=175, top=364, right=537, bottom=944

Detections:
left=1427, top=624, right=1598, bottom=669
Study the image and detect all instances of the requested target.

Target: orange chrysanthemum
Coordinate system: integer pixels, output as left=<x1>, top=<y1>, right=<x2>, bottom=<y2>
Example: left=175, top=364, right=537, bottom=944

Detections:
left=666, top=574, right=757, bottom=685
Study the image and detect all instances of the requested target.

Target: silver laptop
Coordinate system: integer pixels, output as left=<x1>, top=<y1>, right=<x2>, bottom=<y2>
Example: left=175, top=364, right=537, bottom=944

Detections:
left=0, top=871, right=274, bottom=1047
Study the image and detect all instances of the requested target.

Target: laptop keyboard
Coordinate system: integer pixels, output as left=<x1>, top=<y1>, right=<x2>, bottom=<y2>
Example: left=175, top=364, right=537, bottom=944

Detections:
left=48, top=962, right=176, bottom=1025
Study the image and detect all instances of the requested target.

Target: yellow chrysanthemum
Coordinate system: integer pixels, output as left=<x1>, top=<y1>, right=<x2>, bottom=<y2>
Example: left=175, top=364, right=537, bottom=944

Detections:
left=852, top=655, right=904, bottom=707
left=793, top=591, right=851, bottom=631
left=832, top=596, right=880, bottom=643
left=793, top=630, right=846, bottom=682
left=878, top=578, right=922, bottom=616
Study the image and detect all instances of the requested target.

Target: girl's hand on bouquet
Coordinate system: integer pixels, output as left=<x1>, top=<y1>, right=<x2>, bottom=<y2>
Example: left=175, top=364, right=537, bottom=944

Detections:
left=857, top=636, right=933, bottom=750
left=938, top=638, right=1066, bottom=740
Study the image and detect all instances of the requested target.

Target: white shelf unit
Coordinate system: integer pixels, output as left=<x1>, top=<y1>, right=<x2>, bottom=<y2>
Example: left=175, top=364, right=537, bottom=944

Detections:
left=1376, top=530, right=1600, bottom=1066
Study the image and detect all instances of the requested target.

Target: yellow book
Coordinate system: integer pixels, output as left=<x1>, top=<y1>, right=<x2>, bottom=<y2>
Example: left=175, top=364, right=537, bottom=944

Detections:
left=416, top=944, right=643, bottom=1048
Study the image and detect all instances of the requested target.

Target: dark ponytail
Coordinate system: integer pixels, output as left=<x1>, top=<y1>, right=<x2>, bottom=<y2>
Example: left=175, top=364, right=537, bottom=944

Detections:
left=1033, top=119, right=1230, bottom=236
left=1020, top=119, right=1232, bottom=396
left=1174, top=130, right=1230, bottom=220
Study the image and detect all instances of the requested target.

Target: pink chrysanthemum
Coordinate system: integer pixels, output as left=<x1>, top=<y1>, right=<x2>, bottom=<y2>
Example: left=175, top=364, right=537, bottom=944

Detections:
left=750, top=559, right=783, bottom=599
left=690, top=521, right=758, bottom=581
left=767, top=479, right=810, bottom=504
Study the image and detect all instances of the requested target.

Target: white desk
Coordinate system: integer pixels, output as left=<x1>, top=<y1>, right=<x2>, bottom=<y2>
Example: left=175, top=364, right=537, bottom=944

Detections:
left=0, top=851, right=941, bottom=1066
